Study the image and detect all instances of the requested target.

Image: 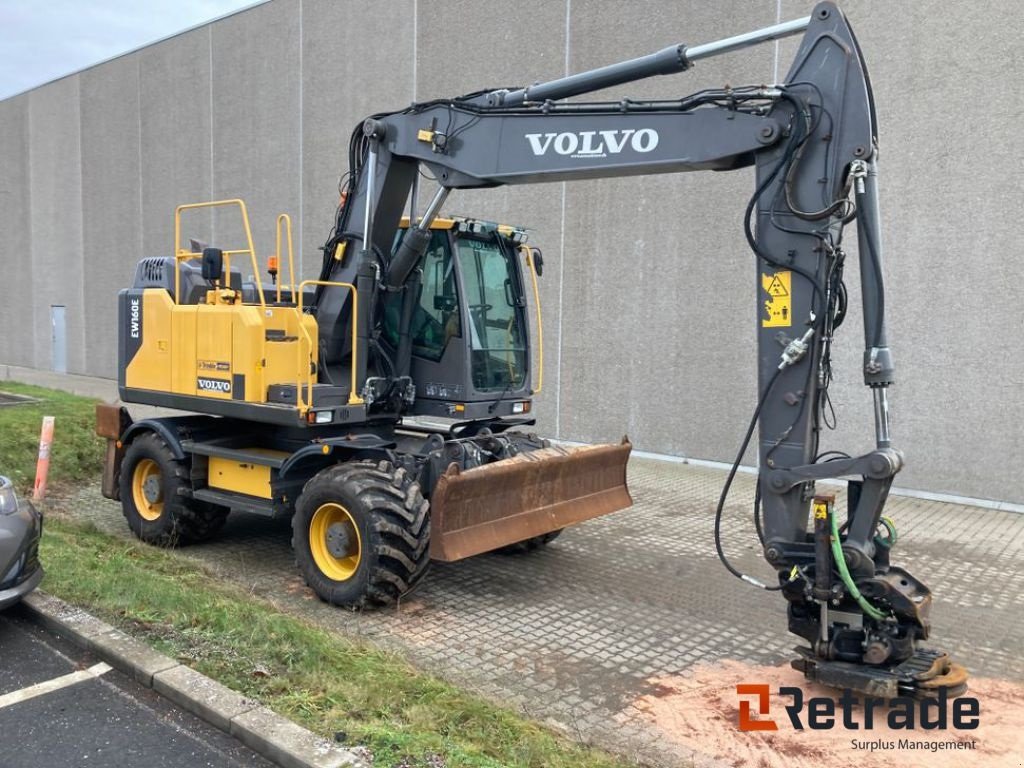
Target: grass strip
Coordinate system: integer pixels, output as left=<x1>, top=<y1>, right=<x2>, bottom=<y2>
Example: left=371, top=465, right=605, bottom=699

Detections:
left=40, top=515, right=633, bottom=768
left=0, top=381, right=103, bottom=492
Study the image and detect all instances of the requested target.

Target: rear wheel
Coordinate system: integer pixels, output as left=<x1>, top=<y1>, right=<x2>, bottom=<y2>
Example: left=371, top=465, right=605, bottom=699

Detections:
left=496, top=529, right=563, bottom=554
left=119, top=432, right=228, bottom=546
left=293, top=460, right=430, bottom=608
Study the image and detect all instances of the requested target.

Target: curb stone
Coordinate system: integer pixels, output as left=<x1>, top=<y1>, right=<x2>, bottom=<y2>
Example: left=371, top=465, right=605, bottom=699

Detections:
left=22, top=591, right=368, bottom=768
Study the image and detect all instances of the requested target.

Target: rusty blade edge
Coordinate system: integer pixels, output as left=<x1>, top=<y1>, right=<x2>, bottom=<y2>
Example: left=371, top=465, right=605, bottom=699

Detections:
left=429, top=441, right=632, bottom=562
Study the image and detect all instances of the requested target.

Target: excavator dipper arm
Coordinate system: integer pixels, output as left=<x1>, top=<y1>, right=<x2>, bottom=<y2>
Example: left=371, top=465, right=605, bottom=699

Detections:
left=318, top=2, right=965, bottom=697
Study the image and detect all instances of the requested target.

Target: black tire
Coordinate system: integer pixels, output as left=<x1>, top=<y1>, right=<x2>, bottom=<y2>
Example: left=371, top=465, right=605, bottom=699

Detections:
left=181, top=499, right=230, bottom=541
left=293, top=460, right=430, bottom=608
left=496, top=529, right=564, bottom=555
left=119, top=432, right=228, bottom=547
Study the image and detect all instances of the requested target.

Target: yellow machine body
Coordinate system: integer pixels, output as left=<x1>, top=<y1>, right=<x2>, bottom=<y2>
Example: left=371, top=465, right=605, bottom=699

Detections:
left=123, top=290, right=319, bottom=406
left=207, top=449, right=290, bottom=499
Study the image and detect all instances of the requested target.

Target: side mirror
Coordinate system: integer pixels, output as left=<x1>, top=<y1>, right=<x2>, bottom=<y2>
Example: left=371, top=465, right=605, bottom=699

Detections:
left=531, top=247, right=544, bottom=277
left=202, top=247, right=224, bottom=282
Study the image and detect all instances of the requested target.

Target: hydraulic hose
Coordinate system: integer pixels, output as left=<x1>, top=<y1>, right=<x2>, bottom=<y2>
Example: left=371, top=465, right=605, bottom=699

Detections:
left=829, top=508, right=887, bottom=621
left=714, top=367, right=784, bottom=590
left=874, top=516, right=897, bottom=548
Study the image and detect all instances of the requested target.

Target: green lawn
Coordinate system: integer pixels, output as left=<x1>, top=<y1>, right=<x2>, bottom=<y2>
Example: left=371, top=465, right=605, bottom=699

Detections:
left=0, top=381, right=103, bottom=493
left=1, top=381, right=636, bottom=768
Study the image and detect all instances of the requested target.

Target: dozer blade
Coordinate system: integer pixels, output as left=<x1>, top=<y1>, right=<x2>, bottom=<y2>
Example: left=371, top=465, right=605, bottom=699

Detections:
left=429, top=438, right=632, bottom=562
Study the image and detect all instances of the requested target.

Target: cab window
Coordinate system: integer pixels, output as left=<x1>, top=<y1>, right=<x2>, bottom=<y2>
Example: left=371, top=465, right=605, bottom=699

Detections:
left=383, top=230, right=460, bottom=362
left=457, top=236, right=527, bottom=391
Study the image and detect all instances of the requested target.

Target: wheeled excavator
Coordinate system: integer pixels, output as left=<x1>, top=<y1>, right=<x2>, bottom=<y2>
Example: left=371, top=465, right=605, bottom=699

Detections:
left=98, top=3, right=967, bottom=698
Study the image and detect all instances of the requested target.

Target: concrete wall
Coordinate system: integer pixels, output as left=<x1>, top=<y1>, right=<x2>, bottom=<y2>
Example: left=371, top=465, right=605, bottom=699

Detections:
left=28, top=77, right=87, bottom=376
left=0, top=94, right=32, bottom=369
left=1, top=0, right=1021, bottom=504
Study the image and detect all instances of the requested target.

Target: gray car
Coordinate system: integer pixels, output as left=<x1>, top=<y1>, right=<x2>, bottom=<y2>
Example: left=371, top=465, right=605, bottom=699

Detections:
left=0, top=476, right=43, bottom=609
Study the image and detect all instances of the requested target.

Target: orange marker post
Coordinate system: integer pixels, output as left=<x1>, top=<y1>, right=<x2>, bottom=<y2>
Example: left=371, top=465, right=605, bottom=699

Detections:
left=32, top=416, right=55, bottom=501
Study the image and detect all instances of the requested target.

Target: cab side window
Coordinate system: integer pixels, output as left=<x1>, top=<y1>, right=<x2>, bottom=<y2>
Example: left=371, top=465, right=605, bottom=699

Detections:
left=383, top=230, right=460, bottom=362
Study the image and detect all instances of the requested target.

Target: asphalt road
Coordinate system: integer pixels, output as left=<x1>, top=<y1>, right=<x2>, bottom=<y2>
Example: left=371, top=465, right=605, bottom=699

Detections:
left=0, top=605, right=273, bottom=768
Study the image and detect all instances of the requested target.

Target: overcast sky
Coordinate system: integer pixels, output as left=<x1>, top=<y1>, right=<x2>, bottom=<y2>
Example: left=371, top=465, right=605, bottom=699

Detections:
left=0, top=0, right=259, bottom=100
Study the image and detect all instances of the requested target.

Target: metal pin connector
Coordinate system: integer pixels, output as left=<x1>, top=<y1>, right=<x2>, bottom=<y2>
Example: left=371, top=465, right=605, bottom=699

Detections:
left=779, top=328, right=815, bottom=369
left=850, top=159, right=868, bottom=195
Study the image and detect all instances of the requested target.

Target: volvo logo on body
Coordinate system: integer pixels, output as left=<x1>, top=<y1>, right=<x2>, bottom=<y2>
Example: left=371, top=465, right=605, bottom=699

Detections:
left=197, top=376, right=232, bottom=394
left=525, top=128, right=660, bottom=159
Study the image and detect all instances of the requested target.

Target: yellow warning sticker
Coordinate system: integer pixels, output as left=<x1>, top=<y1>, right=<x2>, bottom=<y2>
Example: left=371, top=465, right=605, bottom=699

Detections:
left=762, top=270, right=792, bottom=327
left=813, top=501, right=828, bottom=519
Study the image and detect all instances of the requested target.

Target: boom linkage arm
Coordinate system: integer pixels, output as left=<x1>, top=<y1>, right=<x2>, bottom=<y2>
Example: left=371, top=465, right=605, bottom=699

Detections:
left=321, top=4, right=905, bottom=634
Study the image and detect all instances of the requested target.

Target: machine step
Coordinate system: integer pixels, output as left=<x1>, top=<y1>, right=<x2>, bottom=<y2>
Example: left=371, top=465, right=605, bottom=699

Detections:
left=191, top=487, right=276, bottom=517
left=180, top=440, right=288, bottom=468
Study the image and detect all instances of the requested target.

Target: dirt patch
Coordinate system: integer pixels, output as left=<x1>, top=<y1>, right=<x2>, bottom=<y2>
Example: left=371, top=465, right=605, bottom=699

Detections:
left=627, top=660, right=1024, bottom=767
left=282, top=576, right=317, bottom=601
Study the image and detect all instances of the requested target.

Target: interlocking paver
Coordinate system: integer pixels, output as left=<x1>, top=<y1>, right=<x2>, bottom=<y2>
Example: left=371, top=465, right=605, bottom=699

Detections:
left=51, top=457, right=1024, bottom=767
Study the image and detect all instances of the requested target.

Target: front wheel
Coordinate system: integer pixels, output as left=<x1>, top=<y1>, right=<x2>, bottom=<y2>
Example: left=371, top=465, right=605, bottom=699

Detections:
left=293, top=460, right=430, bottom=608
left=119, top=432, right=227, bottom=546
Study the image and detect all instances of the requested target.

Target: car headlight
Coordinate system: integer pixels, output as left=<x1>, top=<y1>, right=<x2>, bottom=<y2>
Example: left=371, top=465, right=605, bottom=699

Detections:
left=0, top=476, right=20, bottom=516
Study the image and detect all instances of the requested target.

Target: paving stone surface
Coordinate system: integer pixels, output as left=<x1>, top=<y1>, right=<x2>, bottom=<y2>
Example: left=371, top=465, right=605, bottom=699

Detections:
left=53, top=458, right=1024, bottom=767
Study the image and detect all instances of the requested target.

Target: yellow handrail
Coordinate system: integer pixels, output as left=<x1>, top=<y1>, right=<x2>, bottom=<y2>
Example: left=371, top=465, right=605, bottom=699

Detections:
left=274, top=213, right=296, bottom=304
left=519, top=245, right=543, bottom=394
left=173, top=199, right=266, bottom=308
left=297, top=280, right=364, bottom=410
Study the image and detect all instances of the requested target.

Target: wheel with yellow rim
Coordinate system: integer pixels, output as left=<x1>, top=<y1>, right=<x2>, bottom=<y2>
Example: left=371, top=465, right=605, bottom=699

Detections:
left=308, top=503, right=362, bottom=582
left=293, top=460, right=430, bottom=608
left=130, top=458, right=164, bottom=521
left=119, top=432, right=228, bottom=546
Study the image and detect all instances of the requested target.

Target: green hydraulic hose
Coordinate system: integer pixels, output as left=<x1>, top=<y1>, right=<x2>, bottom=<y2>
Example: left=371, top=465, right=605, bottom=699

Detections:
left=829, top=510, right=888, bottom=621
left=875, top=516, right=898, bottom=548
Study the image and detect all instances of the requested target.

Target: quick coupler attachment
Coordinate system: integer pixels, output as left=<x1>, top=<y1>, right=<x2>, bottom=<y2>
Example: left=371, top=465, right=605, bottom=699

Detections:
left=789, top=495, right=968, bottom=699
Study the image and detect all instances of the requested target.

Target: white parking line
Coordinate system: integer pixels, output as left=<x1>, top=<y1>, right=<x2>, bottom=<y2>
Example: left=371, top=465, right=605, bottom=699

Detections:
left=0, top=662, right=112, bottom=710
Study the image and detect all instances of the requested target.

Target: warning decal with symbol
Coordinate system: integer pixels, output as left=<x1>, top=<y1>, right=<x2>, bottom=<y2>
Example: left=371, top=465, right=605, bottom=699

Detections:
left=761, top=270, right=792, bottom=327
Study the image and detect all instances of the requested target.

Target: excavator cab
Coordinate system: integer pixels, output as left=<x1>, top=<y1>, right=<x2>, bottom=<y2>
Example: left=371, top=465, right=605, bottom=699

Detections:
left=384, top=216, right=537, bottom=420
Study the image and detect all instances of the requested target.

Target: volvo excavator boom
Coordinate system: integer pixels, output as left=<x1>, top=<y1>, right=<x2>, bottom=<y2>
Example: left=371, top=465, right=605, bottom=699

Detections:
left=316, top=2, right=965, bottom=697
